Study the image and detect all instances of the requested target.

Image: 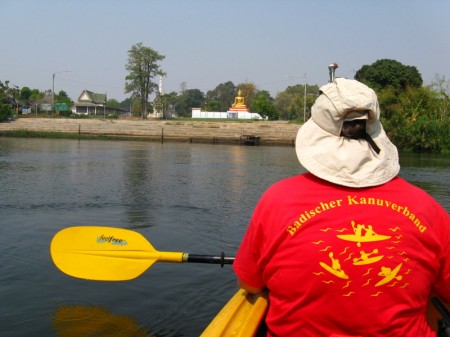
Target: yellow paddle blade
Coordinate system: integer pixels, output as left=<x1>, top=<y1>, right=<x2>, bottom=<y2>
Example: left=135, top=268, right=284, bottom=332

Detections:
left=50, top=226, right=183, bottom=281
left=200, top=289, right=268, bottom=337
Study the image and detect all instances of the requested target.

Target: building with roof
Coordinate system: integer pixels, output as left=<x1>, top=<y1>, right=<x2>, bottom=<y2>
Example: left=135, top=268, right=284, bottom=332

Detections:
left=72, top=90, right=128, bottom=116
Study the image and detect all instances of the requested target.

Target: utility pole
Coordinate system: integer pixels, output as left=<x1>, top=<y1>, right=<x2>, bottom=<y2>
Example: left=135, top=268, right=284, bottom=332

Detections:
left=303, top=73, right=307, bottom=123
left=52, top=70, right=71, bottom=113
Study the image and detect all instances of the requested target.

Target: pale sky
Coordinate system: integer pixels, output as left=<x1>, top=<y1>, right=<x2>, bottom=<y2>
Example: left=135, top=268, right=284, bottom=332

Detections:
left=1, top=0, right=449, bottom=102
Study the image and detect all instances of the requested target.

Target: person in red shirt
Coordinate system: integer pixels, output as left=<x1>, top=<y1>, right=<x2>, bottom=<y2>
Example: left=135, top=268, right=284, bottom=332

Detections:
left=233, top=78, right=450, bottom=337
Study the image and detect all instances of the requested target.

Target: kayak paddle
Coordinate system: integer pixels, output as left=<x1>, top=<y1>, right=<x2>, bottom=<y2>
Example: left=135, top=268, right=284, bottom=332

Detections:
left=50, top=226, right=235, bottom=281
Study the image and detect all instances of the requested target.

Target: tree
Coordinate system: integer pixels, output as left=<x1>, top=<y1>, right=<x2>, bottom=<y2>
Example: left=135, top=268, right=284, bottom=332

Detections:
left=54, top=90, right=73, bottom=116
left=30, top=89, right=43, bottom=102
left=54, top=90, right=73, bottom=105
left=125, top=43, right=165, bottom=119
left=206, top=81, right=237, bottom=111
left=0, top=88, right=15, bottom=122
left=237, top=82, right=257, bottom=109
left=153, top=92, right=177, bottom=118
left=0, top=81, right=16, bottom=120
left=275, top=84, right=319, bottom=121
left=19, top=87, right=32, bottom=101
left=204, top=100, right=221, bottom=111
left=107, top=99, right=120, bottom=109
left=0, top=80, right=11, bottom=97
left=175, top=88, right=204, bottom=117
left=377, top=81, right=449, bottom=153
left=251, top=90, right=278, bottom=120
left=0, top=101, right=15, bottom=122
left=274, top=90, right=293, bottom=120
left=355, top=59, right=423, bottom=90
left=161, top=92, right=178, bottom=118
left=353, top=61, right=448, bottom=153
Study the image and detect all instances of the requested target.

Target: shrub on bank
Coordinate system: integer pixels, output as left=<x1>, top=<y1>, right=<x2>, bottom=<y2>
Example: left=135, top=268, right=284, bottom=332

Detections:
left=0, top=103, right=17, bottom=122
left=379, top=85, right=449, bottom=154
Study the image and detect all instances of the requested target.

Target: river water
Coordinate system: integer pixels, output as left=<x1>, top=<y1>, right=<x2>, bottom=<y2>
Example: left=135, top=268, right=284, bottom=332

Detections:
left=0, top=138, right=448, bottom=337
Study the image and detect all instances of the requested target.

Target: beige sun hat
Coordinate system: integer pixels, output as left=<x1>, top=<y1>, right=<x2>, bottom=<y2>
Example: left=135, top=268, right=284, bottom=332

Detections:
left=296, top=78, right=400, bottom=188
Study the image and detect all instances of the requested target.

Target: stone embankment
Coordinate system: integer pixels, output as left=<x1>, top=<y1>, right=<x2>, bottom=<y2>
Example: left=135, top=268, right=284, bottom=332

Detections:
left=0, top=118, right=301, bottom=146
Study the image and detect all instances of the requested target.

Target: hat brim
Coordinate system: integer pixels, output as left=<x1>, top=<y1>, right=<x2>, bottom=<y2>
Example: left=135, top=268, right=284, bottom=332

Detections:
left=296, top=119, right=400, bottom=188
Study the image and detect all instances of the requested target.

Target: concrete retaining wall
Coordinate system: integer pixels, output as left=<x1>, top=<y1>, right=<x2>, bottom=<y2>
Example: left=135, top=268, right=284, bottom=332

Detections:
left=0, top=118, right=301, bottom=146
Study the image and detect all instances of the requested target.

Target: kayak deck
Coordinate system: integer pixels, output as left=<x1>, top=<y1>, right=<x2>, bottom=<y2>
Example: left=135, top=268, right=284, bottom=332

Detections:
left=202, top=290, right=449, bottom=336
left=200, top=289, right=269, bottom=337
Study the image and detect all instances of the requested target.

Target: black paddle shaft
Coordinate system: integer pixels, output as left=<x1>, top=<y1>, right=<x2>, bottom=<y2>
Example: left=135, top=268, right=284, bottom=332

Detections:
left=186, top=252, right=235, bottom=267
left=431, top=297, right=450, bottom=337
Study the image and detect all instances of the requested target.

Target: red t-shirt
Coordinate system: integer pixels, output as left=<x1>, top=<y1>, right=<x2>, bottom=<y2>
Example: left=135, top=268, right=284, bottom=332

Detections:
left=234, top=173, right=450, bottom=337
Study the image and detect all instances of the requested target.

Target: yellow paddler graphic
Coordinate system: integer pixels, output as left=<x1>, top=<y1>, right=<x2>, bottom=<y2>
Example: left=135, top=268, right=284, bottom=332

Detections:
left=337, top=221, right=391, bottom=247
left=315, top=220, right=409, bottom=297
left=319, top=252, right=349, bottom=280
left=375, top=263, right=403, bottom=287
left=353, top=249, right=384, bottom=265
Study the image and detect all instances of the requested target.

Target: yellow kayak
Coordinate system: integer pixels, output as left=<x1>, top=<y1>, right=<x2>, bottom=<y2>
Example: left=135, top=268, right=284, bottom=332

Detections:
left=200, top=289, right=269, bottom=337
left=202, top=290, right=449, bottom=337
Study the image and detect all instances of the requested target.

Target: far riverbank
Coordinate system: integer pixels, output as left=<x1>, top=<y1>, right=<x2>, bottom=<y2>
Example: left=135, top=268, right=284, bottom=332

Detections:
left=0, top=118, right=301, bottom=146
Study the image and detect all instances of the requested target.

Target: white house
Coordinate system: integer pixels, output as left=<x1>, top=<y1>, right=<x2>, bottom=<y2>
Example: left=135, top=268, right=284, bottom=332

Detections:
left=72, top=90, right=127, bottom=116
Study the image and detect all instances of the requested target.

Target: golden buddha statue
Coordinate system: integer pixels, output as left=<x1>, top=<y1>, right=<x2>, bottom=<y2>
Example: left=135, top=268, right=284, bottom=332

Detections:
left=232, top=89, right=247, bottom=108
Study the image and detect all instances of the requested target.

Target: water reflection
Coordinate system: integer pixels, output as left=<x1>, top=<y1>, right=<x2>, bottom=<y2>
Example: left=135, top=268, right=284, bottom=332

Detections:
left=399, top=152, right=450, bottom=211
left=52, top=303, right=152, bottom=337
left=123, top=147, right=154, bottom=227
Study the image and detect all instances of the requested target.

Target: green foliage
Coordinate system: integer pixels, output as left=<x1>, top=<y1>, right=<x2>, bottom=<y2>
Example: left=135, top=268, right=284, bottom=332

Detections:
left=30, top=89, right=43, bottom=101
left=355, top=59, right=423, bottom=90
left=251, top=90, right=279, bottom=120
left=107, top=99, right=120, bottom=108
left=274, top=84, right=319, bottom=121
left=153, top=92, right=175, bottom=118
left=175, top=89, right=204, bottom=117
left=54, top=90, right=73, bottom=116
left=0, top=88, right=16, bottom=122
left=125, top=42, right=165, bottom=118
left=119, top=97, right=131, bottom=111
left=353, top=60, right=448, bottom=153
left=206, top=81, right=237, bottom=111
left=0, top=102, right=16, bottom=122
left=69, top=113, right=90, bottom=119
left=55, top=90, right=73, bottom=105
left=273, top=91, right=292, bottom=120
left=236, top=82, right=257, bottom=108
left=204, top=100, right=221, bottom=112
left=379, top=85, right=449, bottom=153
left=19, top=87, right=32, bottom=101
